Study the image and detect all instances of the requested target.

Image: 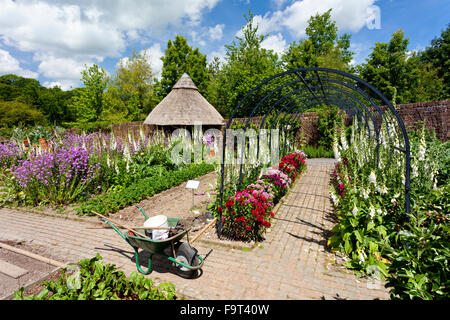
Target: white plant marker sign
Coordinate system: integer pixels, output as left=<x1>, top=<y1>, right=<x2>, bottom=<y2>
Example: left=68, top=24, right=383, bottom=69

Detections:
left=186, top=180, right=200, bottom=209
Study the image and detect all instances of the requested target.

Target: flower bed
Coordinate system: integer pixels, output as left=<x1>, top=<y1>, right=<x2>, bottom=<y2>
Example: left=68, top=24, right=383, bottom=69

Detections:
left=328, top=117, right=449, bottom=300
left=76, top=162, right=214, bottom=216
left=0, top=128, right=215, bottom=209
left=218, top=150, right=307, bottom=242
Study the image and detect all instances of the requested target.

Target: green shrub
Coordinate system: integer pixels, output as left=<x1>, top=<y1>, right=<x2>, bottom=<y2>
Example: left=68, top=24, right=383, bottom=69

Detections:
left=385, top=186, right=449, bottom=300
left=303, top=145, right=334, bottom=158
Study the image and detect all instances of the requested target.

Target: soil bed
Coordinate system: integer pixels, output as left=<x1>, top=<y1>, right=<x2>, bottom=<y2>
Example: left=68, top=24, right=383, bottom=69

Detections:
left=0, top=241, right=61, bottom=299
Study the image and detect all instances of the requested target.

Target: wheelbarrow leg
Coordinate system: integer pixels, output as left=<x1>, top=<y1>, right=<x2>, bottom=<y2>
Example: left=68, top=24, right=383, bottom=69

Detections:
left=134, top=247, right=153, bottom=275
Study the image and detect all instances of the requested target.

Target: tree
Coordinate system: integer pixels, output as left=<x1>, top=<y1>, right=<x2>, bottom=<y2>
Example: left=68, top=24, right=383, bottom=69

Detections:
left=282, top=39, right=318, bottom=70
left=0, top=74, right=40, bottom=105
left=107, top=49, right=156, bottom=121
left=69, top=64, right=109, bottom=122
left=0, top=74, right=75, bottom=125
left=36, top=86, right=75, bottom=125
left=282, top=9, right=354, bottom=71
left=207, top=10, right=282, bottom=117
left=420, top=24, right=450, bottom=98
left=157, top=36, right=210, bottom=100
left=414, top=61, right=446, bottom=102
left=0, top=100, right=46, bottom=127
left=357, top=30, right=418, bottom=104
left=305, top=9, right=338, bottom=56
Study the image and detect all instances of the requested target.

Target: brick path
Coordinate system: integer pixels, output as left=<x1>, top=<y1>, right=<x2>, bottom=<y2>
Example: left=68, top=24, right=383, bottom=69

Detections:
left=0, top=159, right=390, bottom=300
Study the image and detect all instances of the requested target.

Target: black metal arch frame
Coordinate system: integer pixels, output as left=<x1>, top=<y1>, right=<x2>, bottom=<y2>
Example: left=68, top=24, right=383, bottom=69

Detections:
left=218, top=68, right=411, bottom=235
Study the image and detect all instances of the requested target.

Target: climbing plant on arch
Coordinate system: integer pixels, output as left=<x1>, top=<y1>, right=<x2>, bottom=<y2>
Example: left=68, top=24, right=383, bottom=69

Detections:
left=216, top=67, right=412, bottom=236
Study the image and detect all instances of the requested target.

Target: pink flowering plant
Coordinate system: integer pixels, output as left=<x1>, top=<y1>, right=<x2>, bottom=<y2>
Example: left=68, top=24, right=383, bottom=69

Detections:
left=221, top=188, right=275, bottom=242
left=247, top=179, right=275, bottom=203
left=261, top=168, right=292, bottom=203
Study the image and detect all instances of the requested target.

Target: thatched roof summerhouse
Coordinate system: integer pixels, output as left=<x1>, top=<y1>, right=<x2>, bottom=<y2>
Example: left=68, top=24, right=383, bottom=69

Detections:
left=144, top=73, right=224, bottom=127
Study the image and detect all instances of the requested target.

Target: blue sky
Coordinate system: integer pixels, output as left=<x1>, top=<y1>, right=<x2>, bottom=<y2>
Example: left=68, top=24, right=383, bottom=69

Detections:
left=0, top=0, right=448, bottom=90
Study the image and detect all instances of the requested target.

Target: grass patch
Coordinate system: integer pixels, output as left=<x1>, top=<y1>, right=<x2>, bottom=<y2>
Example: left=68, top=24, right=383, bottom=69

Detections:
left=302, top=145, right=334, bottom=158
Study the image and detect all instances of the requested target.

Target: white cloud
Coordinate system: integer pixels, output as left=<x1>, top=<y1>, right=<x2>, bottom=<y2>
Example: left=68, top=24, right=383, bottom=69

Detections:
left=43, top=80, right=79, bottom=91
left=190, top=31, right=207, bottom=47
left=208, top=46, right=227, bottom=64
left=209, top=24, right=225, bottom=41
left=0, top=49, right=38, bottom=78
left=116, top=43, right=164, bottom=80
left=271, top=0, right=290, bottom=8
left=0, top=1, right=126, bottom=58
left=24, top=0, right=220, bottom=31
left=143, top=44, right=164, bottom=80
left=249, top=0, right=380, bottom=38
left=0, top=0, right=220, bottom=87
left=37, top=55, right=89, bottom=82
left=261, top=33, right=287, bottom=56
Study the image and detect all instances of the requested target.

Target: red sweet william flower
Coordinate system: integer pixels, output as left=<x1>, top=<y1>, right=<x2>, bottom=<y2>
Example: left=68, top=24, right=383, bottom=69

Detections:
left=218, top=207, right=223, bottom=213
left=246, top=226, right=252, bottom=231
left=262, top=221, right=271, bottom=228
left=225, top=200, right=234, bottom=207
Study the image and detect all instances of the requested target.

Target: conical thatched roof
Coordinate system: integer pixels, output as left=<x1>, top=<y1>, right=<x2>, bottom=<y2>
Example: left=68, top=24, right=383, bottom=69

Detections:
left=144, top=73, right=224, bottom=126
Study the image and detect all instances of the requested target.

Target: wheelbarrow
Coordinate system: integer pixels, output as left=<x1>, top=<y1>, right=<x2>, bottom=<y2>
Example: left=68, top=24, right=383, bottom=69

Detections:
left=103, top=208, right=205, bottom=278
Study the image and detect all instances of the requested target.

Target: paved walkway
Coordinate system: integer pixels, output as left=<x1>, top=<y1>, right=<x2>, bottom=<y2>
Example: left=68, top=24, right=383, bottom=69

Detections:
left=0, top=159, right=389, bottom=300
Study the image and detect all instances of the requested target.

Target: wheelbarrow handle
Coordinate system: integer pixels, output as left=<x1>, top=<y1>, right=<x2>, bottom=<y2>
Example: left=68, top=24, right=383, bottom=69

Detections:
left=126, top=226, right=185, bottom=230
left=90, top=210, right=150, bottom=239
left=135, top=205, right=149, bottom=219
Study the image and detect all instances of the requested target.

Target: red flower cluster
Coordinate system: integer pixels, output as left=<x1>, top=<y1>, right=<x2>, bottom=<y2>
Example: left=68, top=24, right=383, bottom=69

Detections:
left=279, top=153, right=306, bottom=181
left=220, top=188, right=275, bottom=241
left=218, top=150, right=307, bottom=242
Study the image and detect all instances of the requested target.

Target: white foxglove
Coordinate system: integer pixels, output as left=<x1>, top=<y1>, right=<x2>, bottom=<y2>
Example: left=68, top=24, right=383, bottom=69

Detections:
left=369, top=171, right=377, bottom=185
left=369, top=206, right=375, bottom=220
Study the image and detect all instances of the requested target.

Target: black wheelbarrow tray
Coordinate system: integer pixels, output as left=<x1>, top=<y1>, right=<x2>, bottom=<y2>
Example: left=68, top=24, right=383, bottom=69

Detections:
left=106, top=209, right=204, bottom=278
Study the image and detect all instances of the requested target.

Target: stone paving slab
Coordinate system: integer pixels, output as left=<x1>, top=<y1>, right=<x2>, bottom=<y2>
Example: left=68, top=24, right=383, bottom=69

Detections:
left=0, top=259, right=28, bottom=278
left=0, top=159, right=390, bottom=300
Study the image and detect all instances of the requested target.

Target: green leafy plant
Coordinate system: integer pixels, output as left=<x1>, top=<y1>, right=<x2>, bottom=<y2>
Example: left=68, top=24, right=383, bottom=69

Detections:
left=13, top=254, right=177, bottom=300
left=385, top=193, right=449, bottom=300
left=302, top=144, right=334, bottom=158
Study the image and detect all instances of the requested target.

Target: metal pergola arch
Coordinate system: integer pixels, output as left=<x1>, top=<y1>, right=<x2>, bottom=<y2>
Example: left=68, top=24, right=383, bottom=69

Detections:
left=234, top=87, right=373, bottom=188
left=267, top=90, right=374, bottom=146
left=254, top=89, right=371, bottom=172
left=218, top=68, right=411, bottom=236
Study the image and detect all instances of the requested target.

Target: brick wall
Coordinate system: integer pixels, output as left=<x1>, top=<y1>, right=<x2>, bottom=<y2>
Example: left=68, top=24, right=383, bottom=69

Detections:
left=394, top=100, right=449, bottom=141
left=111, top=100, right=449, bottom=143
left=228, top=100, right=449, bottom=144
left=111, top=121, right=151, bottom=140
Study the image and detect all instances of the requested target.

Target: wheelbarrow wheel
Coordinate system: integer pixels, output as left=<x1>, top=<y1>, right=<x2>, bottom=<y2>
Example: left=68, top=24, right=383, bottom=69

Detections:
left=174, top=242, right=200, bottom=278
